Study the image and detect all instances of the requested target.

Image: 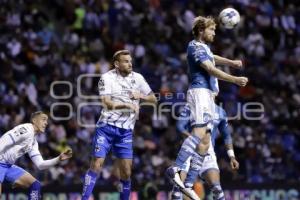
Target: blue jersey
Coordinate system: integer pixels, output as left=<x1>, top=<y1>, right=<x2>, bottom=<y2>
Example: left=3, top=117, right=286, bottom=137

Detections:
left=186, top=40, right=219, bottom=93
left=176, top=104, right=232, bottom=147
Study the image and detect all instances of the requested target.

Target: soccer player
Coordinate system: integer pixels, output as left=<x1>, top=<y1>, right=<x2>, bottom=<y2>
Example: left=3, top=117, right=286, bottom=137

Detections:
left=81, top=50, right=157, bottom=200
left=168, top=104, right=239, bottom=200
left=168, top=15, right=247, bottom=199
left=0, top=111, right=73, bottom=199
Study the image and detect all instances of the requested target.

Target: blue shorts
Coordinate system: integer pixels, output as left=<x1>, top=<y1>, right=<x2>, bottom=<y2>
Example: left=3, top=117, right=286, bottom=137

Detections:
left=92, top=122, right=133, bottom=159
left=0, top=163, right=26, bottom=183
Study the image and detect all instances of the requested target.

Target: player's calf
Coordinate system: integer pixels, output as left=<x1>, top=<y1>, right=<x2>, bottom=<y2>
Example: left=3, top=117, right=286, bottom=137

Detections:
left=182, top=154, right=205, bottom=200
left=117, top=159, right=132, bottom=200
left=82, top=158, right=104, bottom=200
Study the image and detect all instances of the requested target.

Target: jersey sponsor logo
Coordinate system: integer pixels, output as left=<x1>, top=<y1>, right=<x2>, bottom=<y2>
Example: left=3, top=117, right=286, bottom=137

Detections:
left=122, top=139, right=132, bottom=143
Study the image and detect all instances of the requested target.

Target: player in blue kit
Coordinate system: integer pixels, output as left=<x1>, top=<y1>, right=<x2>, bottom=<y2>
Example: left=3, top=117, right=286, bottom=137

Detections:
left=171, top=15, right=247, bottom=199
left=81, top=50, right=157, bottom=200
left=167, top=104, right=239, bottom=200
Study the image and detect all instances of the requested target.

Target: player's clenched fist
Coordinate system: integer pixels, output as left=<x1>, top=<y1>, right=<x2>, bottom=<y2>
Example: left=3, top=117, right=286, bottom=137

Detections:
left=231, top=60, right=243, bottom=69
left=234, top=77, right=248, bottom=87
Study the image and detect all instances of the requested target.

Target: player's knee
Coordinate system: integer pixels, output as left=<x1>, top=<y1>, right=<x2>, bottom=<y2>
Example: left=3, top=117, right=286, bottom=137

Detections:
left=202, top=134, right=210, bottom=145
left=120, top=165, right=132, bottom=179
left=121, top=169, right=131, bottom=179
left=90, top=158, right=104, bottom=173
left=193, top=127, right=206, bottom=138
left=210, top=183, right=224, bottom=200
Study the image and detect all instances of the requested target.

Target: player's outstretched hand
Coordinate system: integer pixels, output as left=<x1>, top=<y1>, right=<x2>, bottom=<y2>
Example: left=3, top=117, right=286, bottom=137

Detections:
left=59, top=148, right=73, bottom=161
left=234, top=77, right=248, bottom=87
left=230, top=157, right=239, bottom=170
left=231, top=60, right=243, bottom=68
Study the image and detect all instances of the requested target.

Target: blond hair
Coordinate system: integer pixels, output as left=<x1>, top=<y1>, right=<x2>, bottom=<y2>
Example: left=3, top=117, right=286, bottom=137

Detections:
left=112, top=50, right=131, bottom=62
left=192, top=16, right=216, bottom=37
left=111, top=50, right=131, bottom=68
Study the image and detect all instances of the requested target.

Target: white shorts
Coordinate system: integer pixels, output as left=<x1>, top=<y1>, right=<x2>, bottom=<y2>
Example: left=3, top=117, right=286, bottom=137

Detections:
left=198, top=152, right=219, bottom=178
left=179, top=151, right=219, bottom=176
left=187, top=88, right=215, bottom=127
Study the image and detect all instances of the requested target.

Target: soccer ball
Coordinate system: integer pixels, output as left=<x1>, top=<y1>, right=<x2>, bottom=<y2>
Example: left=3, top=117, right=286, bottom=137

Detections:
left=219, top=8, right=240, bottom=29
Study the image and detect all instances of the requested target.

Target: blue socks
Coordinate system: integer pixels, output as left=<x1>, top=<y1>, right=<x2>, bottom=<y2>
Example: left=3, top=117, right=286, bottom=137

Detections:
left=28, top=181, right=41, bottom=200
left=184, top=153, right=205, bottom=188
left=81, top=170, right=98, bottom=200
left=175, top=135, right=201, bottom=169
left=120, top=179, right=131, bottom=200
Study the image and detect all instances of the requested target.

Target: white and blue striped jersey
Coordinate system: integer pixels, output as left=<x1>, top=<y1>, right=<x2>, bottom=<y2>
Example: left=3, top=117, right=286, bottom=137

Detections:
left=187, top=40, right=219, bottom=93
left=98, top=69, right=152, bottom=130
left=0, top=123, right=41, bottom=165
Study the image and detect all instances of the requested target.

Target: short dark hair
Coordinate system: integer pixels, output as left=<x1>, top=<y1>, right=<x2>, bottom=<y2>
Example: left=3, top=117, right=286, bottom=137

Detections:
left=30, top=111, right=45, bottom=123
left=112, top=50, right=131, bottom=63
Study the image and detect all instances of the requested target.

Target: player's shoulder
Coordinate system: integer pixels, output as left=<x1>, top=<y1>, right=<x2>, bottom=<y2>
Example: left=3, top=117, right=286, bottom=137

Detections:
left=12, top=123, right=34, bottom=135
left=132, top=72, right=147, bottom=83
left=132, top=71, right=144, bottom=79
left=18, top=123, right=34, bottom=132
left=187, top=40, right=208, bottom=54
left=188, top=40, right=207, bottom=48
left=101, top=69, right=117, bottom=79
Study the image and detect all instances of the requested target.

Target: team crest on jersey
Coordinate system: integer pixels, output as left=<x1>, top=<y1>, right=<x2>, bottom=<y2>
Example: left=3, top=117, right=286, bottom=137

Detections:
left=95, top=145, right=101, bottom=152
left=98, top=78, right=104, bottom=87
left=203, top=112, right=212, bottom=123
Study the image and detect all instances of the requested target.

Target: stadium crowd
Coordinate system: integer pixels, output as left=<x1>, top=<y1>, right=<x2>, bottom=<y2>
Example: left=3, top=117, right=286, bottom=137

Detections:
left=0, top=0, right=299, bottom=188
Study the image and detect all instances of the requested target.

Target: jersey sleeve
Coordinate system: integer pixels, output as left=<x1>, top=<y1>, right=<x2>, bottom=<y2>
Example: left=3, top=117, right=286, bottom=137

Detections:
left=28, top=140, right=41, bottom=159
left=29, top=140, right=60, bottom=170
left=218, top=110, right=233, bottom=145
left=191, top=44, right=210, bottom=64
left=137, top=74, right=152, bottom=95
left=98, top=74, right=112, bottom=96
left=176, top=105, right=191, bottom=134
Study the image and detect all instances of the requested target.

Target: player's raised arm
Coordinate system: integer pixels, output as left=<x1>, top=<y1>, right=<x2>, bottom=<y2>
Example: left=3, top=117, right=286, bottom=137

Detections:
left=213, top=55, right=243, bottom=69
left=200, top=60, right=248, bottom=87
